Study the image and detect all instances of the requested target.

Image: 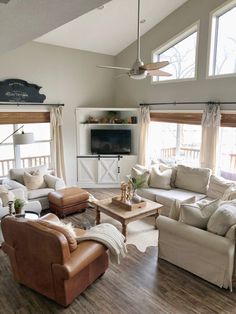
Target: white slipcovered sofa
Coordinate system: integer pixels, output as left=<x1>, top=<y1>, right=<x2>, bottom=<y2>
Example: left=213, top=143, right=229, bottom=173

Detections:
left=131, top=163, right=236, bottom=290
left=3, top=165, right=65, bottom=210
left=135, top=163, right=235, bottom=216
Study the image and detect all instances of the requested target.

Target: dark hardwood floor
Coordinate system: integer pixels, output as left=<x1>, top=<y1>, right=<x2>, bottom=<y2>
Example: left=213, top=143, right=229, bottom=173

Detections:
left=1, top=189, right=236, bottom=314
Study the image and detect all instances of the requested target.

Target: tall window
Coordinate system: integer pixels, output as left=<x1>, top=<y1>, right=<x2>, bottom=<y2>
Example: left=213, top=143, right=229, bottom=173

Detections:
left=149, top=122, right=201, bottom=167
left=152, top=24, right=199, bottom=82
left=219, top=127, right=236, bottom=180
left=209, top=1, right=236, bottom=76
left=0, top=122, right=51, bottom=178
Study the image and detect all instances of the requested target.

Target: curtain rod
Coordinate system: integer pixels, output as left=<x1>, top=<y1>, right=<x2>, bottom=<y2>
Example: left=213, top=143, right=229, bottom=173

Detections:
left=0, top=102, right=64, bottom=106
left=140, top=101, right=236, bottom=106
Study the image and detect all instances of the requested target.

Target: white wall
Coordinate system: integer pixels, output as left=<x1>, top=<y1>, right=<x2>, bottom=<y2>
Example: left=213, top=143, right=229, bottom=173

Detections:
left=114, top=0, right=236, bottom=111
left=0, top=42, right=115, bottom=185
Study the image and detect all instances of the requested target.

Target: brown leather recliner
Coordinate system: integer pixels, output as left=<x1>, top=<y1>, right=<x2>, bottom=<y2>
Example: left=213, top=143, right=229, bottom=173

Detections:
left=1, top=214, right=108, bottom=307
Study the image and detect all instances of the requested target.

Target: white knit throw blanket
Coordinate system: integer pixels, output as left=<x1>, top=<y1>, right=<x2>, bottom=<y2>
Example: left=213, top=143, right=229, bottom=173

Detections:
left=76, top=223, right=127, bottom=264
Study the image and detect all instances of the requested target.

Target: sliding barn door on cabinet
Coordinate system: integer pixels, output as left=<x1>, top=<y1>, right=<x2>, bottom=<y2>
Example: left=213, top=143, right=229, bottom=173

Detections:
left=77, top=158, right=97, bottom=185
left=98, top=158, right=120, bottom=184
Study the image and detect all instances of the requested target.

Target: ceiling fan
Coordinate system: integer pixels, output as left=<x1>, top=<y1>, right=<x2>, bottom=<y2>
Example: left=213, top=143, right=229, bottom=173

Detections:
left=97, top=0, right=171, bottom=80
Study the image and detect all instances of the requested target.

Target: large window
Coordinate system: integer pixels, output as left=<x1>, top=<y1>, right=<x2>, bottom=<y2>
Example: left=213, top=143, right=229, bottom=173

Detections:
left=209, top=0, right=236, bottom=76
left=0, top=123, right=51, bottom=178
left=149, top=121, right=201, bottom=167
left=152, top=24, right=199, bottom=82
left=219, top=127, right=236, bottom=180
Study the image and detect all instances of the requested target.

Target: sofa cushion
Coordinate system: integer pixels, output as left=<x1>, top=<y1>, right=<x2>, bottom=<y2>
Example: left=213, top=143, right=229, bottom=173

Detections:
left=23, top=170, right=45, bottom=190
left=179, top=199, right=221, bottom=229
left=149, top=166, right=172, bottom=190
left=37, top=219, right=77, bottom=252
left=9, top=165, right=48, bottom=185
left=175, top=165, right=211, bottom=194
left=131, top=164, right=150, bottom=188
left=207, top=175, right=235, bottom=199
left=207, top=200, right=236, bottom=236
left=28, top=188, right=54, bottom=200
left=0, top=185, right=15, bottom=207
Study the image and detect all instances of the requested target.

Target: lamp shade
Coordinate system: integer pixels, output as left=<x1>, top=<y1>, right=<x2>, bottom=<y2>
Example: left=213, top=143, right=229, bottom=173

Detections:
left=13, top=133, right=34, bottom=145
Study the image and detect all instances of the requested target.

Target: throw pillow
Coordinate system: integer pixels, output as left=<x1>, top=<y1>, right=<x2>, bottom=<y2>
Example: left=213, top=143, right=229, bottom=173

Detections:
left=149, top=166, right=172, bottom=190
left=175, top=165, right=211, bottom=194
left=130, top=164, right=150, bottom=188
left=179, top=199, right=221, bottom=229
left=23, top=170, right=45, bottom=190
left=0, top=185, right=15, bottom=207
left=37, top=219, right=77, bottom=252
left=207, top=200, right=236, bottom=236
left=207, top=175, right=235, bottom=199
left=159, top=163, right=177, bottom=187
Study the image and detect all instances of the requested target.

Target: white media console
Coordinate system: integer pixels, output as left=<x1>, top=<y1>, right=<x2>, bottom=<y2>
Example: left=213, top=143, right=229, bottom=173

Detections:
left=76, top=107, right=140, bottom=188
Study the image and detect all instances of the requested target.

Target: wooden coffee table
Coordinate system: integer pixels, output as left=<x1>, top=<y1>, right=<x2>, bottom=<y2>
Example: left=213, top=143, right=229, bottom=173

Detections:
left=92, top=198, right=163, bottom=241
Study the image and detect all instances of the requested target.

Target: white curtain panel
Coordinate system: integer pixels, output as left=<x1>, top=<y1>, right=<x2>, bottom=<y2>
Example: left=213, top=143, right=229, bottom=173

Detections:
left=50, top=106, right=66, bottom=182
left=138, top=105, right=150, bottom=166
left=200, top=104, right=221, bottom=174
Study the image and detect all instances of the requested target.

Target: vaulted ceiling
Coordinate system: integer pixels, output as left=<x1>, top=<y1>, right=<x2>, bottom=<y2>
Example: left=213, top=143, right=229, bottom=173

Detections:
left=0, top=0, right=110, bottom=54
left=36, top=0, right=188, bottom=56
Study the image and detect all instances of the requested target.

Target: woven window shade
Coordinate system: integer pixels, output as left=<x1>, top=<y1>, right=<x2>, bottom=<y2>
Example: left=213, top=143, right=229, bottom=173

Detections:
left=221, top=114, right=236, bottom=127
left=0, top=112, right=50, bottom=124
left=150, top=112, right=202, bottom=125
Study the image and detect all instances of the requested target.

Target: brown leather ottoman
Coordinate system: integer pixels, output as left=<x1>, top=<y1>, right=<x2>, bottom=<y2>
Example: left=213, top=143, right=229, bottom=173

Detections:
left=48, top=187, right=89, bottom=217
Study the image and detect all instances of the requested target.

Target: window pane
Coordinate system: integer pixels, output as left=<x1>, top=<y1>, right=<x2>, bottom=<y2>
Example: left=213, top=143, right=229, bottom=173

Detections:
left=215, top=6, right=236, bottom=75
left=153, top=32, right=197, bottom=82
left=0, top=124, right=14, bottom=144
left=219, top=127, right=236, bottom=179
left=23, top=123, right=51, bottom=141
left=20, top=142, right=51, bottom=168
left=0, top=145, right=15, bottom=177
left=149, top=122, right=201, bottom=167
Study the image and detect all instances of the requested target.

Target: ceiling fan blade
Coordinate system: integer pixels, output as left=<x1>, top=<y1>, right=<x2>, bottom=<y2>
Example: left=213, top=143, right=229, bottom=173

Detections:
left=97, top=65, right=131, bottom=71
left=140, top=61, right=170, bottom=71
left=147, top=69, right=172, bottom=77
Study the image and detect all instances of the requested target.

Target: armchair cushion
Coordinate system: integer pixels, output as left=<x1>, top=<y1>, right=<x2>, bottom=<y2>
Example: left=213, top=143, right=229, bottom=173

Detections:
left=27, top=188, right=54, bottom=200
left=23, top=170, right=46, bottom=190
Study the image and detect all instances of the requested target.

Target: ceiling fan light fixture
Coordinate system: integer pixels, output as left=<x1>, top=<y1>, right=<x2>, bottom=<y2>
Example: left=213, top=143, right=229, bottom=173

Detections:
left=129, top=72, right=147, bottom=80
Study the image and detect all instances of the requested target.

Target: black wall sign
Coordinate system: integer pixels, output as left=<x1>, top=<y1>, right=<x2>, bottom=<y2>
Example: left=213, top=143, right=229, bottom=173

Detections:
left=0, top=79, right=46, bottom=103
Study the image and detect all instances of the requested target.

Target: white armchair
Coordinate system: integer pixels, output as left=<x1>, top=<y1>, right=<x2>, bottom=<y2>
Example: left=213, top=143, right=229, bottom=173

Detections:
left=3, top=165, right=65, bottom=210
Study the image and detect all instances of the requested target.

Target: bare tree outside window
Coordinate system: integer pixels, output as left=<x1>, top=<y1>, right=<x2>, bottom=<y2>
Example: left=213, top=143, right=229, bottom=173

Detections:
left=153, top=28, right=198, bottom=82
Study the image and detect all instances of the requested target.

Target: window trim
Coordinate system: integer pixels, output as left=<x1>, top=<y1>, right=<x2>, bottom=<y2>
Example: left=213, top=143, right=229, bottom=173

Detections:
left=207, top=0, right=236, bottom=79
left=151, top=21, right=200, bottom=84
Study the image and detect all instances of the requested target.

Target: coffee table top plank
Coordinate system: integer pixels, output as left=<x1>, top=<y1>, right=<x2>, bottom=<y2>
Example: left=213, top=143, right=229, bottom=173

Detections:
left=93, top=198, right=162, bottom=220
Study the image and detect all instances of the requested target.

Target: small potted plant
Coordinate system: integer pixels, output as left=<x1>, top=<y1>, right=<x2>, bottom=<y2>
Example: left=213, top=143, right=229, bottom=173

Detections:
left=127, top=175, right=146, bottom=203
left=14, top=198, right=25, bottom=215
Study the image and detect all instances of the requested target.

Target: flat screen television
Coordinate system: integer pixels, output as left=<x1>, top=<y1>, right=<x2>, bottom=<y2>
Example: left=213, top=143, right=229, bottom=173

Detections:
left=91, top=129, right=131, bottom=155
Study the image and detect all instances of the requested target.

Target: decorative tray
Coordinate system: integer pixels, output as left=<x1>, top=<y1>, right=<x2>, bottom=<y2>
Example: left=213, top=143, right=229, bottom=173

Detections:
left=111, top=196, right=146, bottom=211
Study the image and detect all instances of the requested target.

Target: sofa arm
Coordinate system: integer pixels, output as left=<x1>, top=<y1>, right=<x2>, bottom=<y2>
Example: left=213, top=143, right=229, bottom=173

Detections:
left=12, top=188, right=26, bottom=200
left=44, top=174, right=65, bottom=190
left=157, top=216, right=233, bottom=253
left=53, top=241, right=107, bottom=279
left=3, top=178, right=27, bottom=192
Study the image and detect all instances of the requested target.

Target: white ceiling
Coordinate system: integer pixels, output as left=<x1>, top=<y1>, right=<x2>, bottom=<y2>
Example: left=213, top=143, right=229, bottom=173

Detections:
left=36, top=0, right=188, bottom=56
left=0, top=0, right=110, bottom=54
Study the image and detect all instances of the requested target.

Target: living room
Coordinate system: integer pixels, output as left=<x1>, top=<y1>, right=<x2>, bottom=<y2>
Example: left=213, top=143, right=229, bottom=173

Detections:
left=1, top=0, right=236, bottom=313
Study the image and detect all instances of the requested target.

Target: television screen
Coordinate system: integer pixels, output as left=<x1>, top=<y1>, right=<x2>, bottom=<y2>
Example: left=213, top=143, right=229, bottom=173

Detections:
left=91, top=129, right=131, bottom=155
